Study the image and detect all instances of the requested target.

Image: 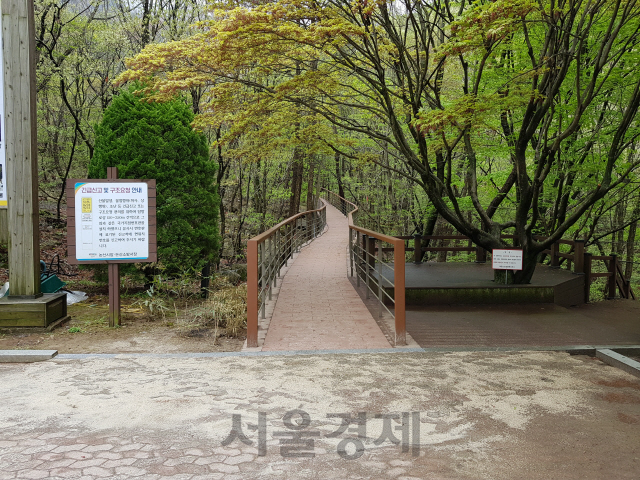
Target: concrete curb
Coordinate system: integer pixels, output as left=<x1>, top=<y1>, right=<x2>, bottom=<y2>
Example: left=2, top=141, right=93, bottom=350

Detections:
left=595, top=348, right=640, bottom=378
left=0, top=350, right=58, bottom=363
left=45, top=344, right=640, bottom=360
left=4, top=345, right=639, bottom=363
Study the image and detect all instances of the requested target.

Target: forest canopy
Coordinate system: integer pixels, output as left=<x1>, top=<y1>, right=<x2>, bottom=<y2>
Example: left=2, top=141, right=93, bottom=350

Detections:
left=118, top=0, right=640, bottom=283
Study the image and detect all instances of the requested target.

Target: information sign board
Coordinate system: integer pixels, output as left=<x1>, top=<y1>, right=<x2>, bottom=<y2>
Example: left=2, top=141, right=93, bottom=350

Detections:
left=74, top=182, right=149, bottom=261
left=492, top=249, right=523, bottom=270
left=66, top=178, right=157, bottom=264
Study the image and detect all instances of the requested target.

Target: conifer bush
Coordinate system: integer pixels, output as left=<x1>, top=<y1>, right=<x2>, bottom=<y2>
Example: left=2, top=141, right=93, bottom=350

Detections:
left=89, top=87, right=220, bottom=274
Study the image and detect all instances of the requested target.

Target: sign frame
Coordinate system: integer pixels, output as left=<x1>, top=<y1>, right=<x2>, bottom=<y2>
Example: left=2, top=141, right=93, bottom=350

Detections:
left=491, top=248, right=523, bottom=271
left=66, top=178, right=157, bottom=264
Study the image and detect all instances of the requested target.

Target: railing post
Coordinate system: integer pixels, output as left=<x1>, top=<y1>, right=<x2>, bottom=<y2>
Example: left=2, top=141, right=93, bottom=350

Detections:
left=349, top=228, right=354, bottom=277
left=550, top=241, right=560, bottom=268
left=378, top=241, right=383, bottom=317
left=312, top=212, right=316, bottom=238
left=268, top=237, right=273, bottom=300
left=356, top=232, right=362, bottom=287
left=285, top=224, right=290, bottom=265
left=607, top=254, right=617, bottom=299
left=573, top=239, right=584, bottom=274
left=366, top=235, right=375, bottom=299
left=276, top=229, right=282, bottom=277
left=413, top=234, right=422, bottom=264
left=247, top=240, right=258, bottom=348
left=394, top=239, right=406, bottom=346
left=583, top=252, right=592, bottom=303
left=260, top=242, right=266, bottom=319
left=361, top=233, right=367, bottom=288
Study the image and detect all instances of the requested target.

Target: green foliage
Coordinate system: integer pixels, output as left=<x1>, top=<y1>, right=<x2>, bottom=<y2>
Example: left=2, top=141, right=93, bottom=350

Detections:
left=89, top=87, right=221, bottom=273
left=132, top=285, right=170, bottom=317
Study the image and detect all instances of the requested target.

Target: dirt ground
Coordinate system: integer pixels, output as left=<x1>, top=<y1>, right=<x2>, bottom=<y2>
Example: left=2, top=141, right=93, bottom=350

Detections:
left=0, top=294, right=245, bottom=354
left=0, top=204, right=246, bottom=354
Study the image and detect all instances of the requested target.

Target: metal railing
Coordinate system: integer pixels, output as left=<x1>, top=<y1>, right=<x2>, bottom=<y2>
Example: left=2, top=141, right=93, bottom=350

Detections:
left=323, top=188, right=406, bottom=346
left=246, top=200, right=327, bottom=347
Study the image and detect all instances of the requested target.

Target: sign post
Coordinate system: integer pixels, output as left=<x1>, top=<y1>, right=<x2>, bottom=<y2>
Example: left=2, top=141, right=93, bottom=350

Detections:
left=0, top=10, right=7, bottom=243
left=0, top=0, right=71, bottom=328
left=492, top=249, right=523, bottom=284
left=66, top=171, right=157, bottom=327
left=2, top=0, right=40, bottom=297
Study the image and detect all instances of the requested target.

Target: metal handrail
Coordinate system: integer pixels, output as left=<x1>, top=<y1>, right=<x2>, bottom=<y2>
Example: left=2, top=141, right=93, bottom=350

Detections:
left=246, top=199, right=327, bottom=347
left=322, top=188, right=406, bottom=346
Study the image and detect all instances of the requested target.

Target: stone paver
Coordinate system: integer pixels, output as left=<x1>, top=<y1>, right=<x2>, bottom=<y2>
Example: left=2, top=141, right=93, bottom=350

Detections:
left=0, top=352, right=639, bottom=479
left=262, top=203, right=391, bottom=351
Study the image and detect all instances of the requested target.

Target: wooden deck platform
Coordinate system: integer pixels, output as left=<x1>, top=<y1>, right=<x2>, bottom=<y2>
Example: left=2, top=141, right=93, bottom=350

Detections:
left=375, top=263, right=584, bottom=307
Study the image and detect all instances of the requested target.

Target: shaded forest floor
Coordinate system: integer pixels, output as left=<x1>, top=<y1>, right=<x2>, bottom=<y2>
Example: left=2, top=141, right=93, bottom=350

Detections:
left=0, top=204, right=246, bottom=353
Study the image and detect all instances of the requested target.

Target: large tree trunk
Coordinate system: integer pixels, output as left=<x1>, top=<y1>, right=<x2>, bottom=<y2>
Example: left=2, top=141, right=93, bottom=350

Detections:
left=624, top=193, right=640, bottom=278
left=288, top=147, right=304, bottom=218
left=306, top=155, right=315, bottom=211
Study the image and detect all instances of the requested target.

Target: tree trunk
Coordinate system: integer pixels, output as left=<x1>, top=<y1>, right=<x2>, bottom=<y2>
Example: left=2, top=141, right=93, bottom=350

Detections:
left=614, top=198, right=626, bottom=255
left=288, top=147, right=304, bottom=218
left=624, top=193, right=640, bottom=278
left=306, top=155, right=315, bottom=211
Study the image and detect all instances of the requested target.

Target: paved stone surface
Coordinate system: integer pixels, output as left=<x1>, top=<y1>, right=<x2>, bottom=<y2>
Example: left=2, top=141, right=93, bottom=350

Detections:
left=262, top=203, right=391, bottom=351
left=0, top=352, right=639, bottom=479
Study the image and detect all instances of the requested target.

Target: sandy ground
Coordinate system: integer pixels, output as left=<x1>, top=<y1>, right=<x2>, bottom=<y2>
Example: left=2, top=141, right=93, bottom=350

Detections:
left=0, top=350, right=638, bottom=479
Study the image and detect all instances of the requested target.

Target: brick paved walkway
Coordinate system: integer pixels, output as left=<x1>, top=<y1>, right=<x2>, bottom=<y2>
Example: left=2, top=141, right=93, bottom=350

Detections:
left=261, top=204, right=391, bottom=351
left=2, top=352, right=640, bottom=480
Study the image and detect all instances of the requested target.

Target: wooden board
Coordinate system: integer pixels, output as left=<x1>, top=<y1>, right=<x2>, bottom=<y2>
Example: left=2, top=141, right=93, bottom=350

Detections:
left=0, top=292, right=68, bottom=327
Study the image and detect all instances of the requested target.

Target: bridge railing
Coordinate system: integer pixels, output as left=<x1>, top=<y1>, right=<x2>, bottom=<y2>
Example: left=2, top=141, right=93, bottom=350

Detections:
left=323, top=189, right=406, bottom=346
left=246, top=199, right=327, bottom=347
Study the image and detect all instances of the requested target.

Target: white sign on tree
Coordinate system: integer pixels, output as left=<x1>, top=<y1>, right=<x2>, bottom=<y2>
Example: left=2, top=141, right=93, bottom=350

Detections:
left=74, top=182, right=149, bottom=261
left=492, top=249, right=523, bottom=271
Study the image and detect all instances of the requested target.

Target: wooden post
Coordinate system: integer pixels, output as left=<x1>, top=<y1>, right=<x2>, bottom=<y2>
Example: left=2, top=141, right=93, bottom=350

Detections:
left=3, top=0, right=41, bottom=298
left=550, top=241, right=560, bottom=268
left=573, top=239, right=585, bottom=274
left=393, top=238, right=406, bottom=346
left=361, top=233, right=367, bottom=284
left=607, top=254, right=617, bottom=300
left=107, top=167, right=120, bottom=326
left=583, top=252, right=592, bottom=303
left=366, top=235, right=375, bottom=299
left=413, top=234, right=422, bottom=264
left=367, top=235, right=376, bottom=272
left=355, top=231, right=361, bottom=286
left=246, top=239, right=258, bottom=348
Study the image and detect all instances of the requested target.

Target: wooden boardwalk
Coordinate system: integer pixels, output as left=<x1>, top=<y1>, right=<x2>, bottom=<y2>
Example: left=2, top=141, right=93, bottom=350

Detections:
left=261, top=204, right=391, bottom=351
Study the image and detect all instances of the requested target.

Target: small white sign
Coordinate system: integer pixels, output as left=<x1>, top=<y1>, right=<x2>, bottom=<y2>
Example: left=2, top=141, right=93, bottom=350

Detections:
left=492, top=249, right=523, bottom=270
left=74, top=182, right=149, bottom=261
